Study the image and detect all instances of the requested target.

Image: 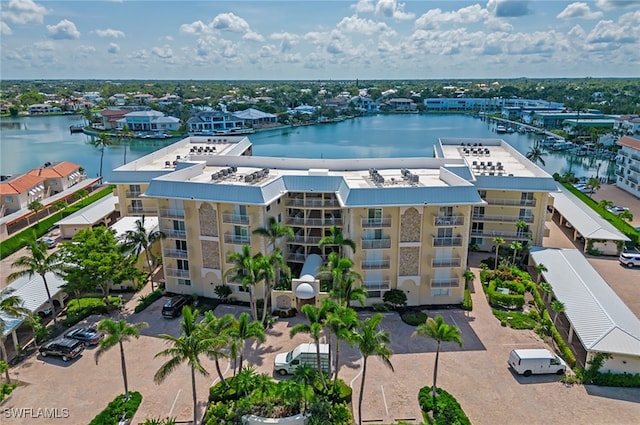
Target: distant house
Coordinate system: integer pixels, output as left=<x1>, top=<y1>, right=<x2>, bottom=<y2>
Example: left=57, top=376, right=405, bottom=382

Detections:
left=109, top=94, right=127, bottom=106
left=26, top=161, right=84, bottom=195
left=117, top=110, right=180, bottom=133
left=349, top=96, right=379, bottom=113
left=158, top=94, right=182, bottom=106
left=288, top=104, right=318, bottom=115
left=614, top=115, right=640, bottom=135
left=133, top=94, right=155, bottom=104
left=387, top=98, right=417, bottom=112
left=28, top=104, right=54, bottom=114
left=0, top=174, right=47, bottom=215
left=232, top=108, right=277, bottom=128
left=100, top=108, right=130, bottom=130
left=187, top=110, right=245, bottom=133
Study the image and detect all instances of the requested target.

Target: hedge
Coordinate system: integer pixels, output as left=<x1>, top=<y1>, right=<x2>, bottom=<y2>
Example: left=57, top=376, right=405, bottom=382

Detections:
left=62, top=296, right=120, bottom=327
left=88, top=391, right=142, bottom=425
left=486, top=279, right=525, bottom=309
left=400, top=310, right=428, bottom=326
left=492, top=309, right=537, bottom=330
left=542, top=309, right=577, bottom=368
left=209, top=378, right=239, bottom=403
left=134, top=289, right=163, bottom=313
left=576, top=369, right=640, bottom=387
left=418, top=386, right=470, bottom=425
left=461, top=288, right=473, bottom=311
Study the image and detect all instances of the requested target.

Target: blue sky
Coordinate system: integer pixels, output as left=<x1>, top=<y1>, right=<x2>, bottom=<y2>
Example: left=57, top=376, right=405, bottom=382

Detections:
left=1, top=0, right=639, bottom=80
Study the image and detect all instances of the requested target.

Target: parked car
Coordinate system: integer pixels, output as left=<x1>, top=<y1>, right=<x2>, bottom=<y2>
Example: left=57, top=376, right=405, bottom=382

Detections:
left=619, top=252, right=640, bottom=268
left=37, top=237, right=57, bottom=248
left=161, top=295, right=191, bottom=318
left=508, top=349, right=566, bottom=377
left=607, top=206, right=629, bottom=214
left=572, top=184, right=594, bottom=194
left=65, top=326, right=104, bottom=345
left=39, top=337, right=85, bottom=362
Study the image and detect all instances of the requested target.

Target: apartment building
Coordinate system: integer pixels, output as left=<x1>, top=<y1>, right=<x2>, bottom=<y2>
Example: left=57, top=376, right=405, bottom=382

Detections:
left=109, top=135, right=556, bottom=308
left=615, top=136, right=640, bottom=198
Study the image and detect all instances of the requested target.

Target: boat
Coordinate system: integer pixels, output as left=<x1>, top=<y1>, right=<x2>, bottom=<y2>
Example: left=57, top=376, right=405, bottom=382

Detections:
left=496, top=125, right=507, bottom=133
left=517, top=126, right=526, bottom=134
left=69, top=125, right=84, bottom=134
left=551, top=141, right=573, bottom=151
left=541, top=136, right=561, bottom=146
left=213, top=128, right=255, bottom=136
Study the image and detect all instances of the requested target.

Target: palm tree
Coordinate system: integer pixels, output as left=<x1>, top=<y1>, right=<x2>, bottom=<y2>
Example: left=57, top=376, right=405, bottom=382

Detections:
left=52, top=200, right=68, bottom=220
left=293, top=365, right=317, bottom=414
left=225, top=245, right=261, bottom=321
left=534, top=263, right=548, bottom=284
left=317, top=251, right=362, bottom=306
left=0, top=290, right=30, bottom=383
left=325, top=304, right=358, bottom=385
left=319, top=225, right=356, bottom=258
left=289, top=303, right=331, bottom=389
left=256, top=251, right=284, bottom=325
left=94, top=133, right=113, bottom=178
left=463, top=269, right=475, bottom=289
left=492, top=237, right=505, bottom=270
left=154, top=306, right=208, bottom=425
left=28, top=200, right=44, bottom=224
left=598, top=199, right=614, bottom=211
left=75, top=188, right=89, bottom=201
left=200, top=311, right=235, bottom=386
left=539, top=282, right=553, bottom=303
left=526, top=141, right=547, bottom=166
left=8, top=240, right=65, bottom=327
left=617, top=209, right=634, bottom=223
left=515, top=219, right=529, bottom=239
left=510, top=241, right=523, bottom=264
left=551, top=300, right=566, bottom=326
left=120, top=124, right=135, bottom=165
left=252, top=216, right=293, bottom=303
left=95, top=319, right=149, bottom=401
left=122, top=215, right=166, bottom=284
left=227, top=312, right=265, bottom=373
left=413, top=315, right=463, bottom=412
left=586, top=177, right=601, bottom=198
left=352, top=313, right=394, bottom=425
left=341, top=275, right=367, bottom=308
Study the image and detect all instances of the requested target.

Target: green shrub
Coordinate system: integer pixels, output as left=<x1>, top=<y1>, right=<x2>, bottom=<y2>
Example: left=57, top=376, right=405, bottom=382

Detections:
left=1, top=382, right=17, bottom=402
left=209, top=378, right=239, bottom=402
left=372, top=303, right=389, bottom=312
left=400, top=310, right=428, bottom=326
left=383, top=288, right=407, bottom=309
left=214, top=284, right=232, bottom=300
left=418, top=386, right=470, bottom=425
left=486, top=279, right=525, bottom=309
left=134, top=289, right=163, bottom=313
left=492, top=309, right=537, bottom=329
left=62, top=296, right=120, bottom=327
left=313, top=379, right=352, bottom=404
left=88, top=391, right=142, bottom=425
left=542, top=310, right=577, bottom=367
left=461, top=288, right=473, bottom=311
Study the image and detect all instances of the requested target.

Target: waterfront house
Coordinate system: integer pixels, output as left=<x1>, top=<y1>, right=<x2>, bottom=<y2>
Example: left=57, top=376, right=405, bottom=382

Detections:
left=109, top=94, right=128, bottom=106
left=187, top=110, right=245, bottom=134
left=28, top=104, right=55, bottom=114
left=100, top=108, right=130, bottom=130
left=0, top=174, right=47, bottom=215
left=562, top=118, right=615, bottom=135
left=386, top=98, right=417, bottom=112
left=613, top=115, right=640, bottom=135
left=232, top=108, right=278, bottom=128
left=349, top=96, right=379, bottom=113
left=117, top=110, right=180, bottom=133
left=615, top=136, right=640, bottom=198
left=26, top=161, right=84, bottom=195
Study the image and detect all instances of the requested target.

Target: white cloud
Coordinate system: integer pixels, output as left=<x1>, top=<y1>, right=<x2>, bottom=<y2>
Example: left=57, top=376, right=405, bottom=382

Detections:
left=128, top=49, right=148, bottom=60
left=486, top=0, right=531, bottom=18
left=415, top=5, right=490, bottom=30
left=270, top=32, right=300, bottom=53
left=595, top=0, right=637, bottom=11
left=180, top=21, right=211, bottom=35
left=352, top=0, right=375, bottom=13
left=151, top=45, right=173, bottom=59
left=557, top=3, right=603, bottom=20
left=95, top=28, right=125, bottom=38
left=375, top=0, right=415, bottom=21
left=243, top=31, right=264, bottom=42
left=586, top=18, right=636, bottom=43
left=1, top=22, right=13, bottom=35
left=46, top=19, right=80, bottom=40
left=108, top=43, right=120, bottom=54
left=4, top=0, right=48, bottom=25
left=337, top=15, right=395, bottom=36
left=211, top=12, right=250, bottom=33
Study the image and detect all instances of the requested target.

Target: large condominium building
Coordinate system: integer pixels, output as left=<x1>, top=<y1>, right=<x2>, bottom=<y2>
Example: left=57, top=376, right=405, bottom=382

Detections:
left=615, top=136, right=640, bottom=198
left=109, top=135, right=556, bottom=309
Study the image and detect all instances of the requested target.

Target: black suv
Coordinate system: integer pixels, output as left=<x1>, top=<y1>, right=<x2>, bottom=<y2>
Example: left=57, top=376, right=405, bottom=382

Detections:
left=39, top=337, right=85, bottom=362
left=162, top=295, right=191, bottom=318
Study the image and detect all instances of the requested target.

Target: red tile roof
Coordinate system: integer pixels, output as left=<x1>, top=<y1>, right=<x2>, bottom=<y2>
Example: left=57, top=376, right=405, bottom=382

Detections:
left=617, top=136, right=640, bottom=150
left=0, top=174, right=46, bottom=195
left=27, top=161, right=81, bottom=179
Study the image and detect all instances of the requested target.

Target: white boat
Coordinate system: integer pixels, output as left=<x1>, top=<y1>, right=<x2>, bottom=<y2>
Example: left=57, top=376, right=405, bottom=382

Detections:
left=551, top=141, right=573, bottom=151
left=496, top=125, right=507, bottom=133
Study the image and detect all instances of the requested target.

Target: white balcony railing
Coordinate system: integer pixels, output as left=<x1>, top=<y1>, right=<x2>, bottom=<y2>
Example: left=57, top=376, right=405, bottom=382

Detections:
left=361, top=217, right=392, bottom=228
left=222, top=213, right=250, bottom=225
left=432, top=236, right=463, bottom=247
left=165, top=268, right=191, bottom=278
left=163, top=249, right=188, bottom=258
left=162, top=229, right=187, bottom=239
left=484, top=198, right=536, bottom=207
left=224, top=234, right=251, bottom=245
left=472, top=214, right=534, bottom=223
left=361, top=238, right=391, bottom=250
left=128, top=206, right=156, bottom=215
left=434, top=215, right=464, bottom=226
left=361, top=258, right=391, bottom=269
left=430, top=277, right=460, bottom=288
left=431, top=257, right=462, bottom=268
left=159, top=208, right=185, bottom=218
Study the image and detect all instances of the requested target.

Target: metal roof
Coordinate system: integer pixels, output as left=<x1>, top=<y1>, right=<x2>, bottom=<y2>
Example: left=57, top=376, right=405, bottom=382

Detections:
left=550, top=184, right=630, bottom=242
left=55, top=194, right=118, bottom=226
left=529, top=248, right=640, bottom=357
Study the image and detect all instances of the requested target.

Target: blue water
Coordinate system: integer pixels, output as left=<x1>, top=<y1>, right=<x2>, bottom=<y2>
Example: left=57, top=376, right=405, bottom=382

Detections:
left=0, top=114, right=615, bottom=182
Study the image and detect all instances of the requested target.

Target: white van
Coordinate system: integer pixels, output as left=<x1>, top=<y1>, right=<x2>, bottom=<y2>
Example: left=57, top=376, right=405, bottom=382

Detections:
left=619, top=252, right=640, bottom=268
left=274, top=343, right=333, bottom=376
left=508, top=349, right=567, bottom=377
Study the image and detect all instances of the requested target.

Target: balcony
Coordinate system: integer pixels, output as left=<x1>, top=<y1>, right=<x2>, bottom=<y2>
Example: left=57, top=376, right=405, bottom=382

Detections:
left=292, top=235, right=323, bottom=245
left=364, top=280, right=390, bottom=294
left=431, top=277, right=460, bottom=288
left=128, top=206, right=156, bottom=215
left=616, top=168, right=625, bottom=177
left=434, top=215, right=464, bottom=226
left=222, top=213, right=250, bottom=225
left=361, top=258, right=391, bottom=270
left=629, top=175, right=638, bottom=184
left=432, top=236, right=463, bottom=247
left=165, top=268, right=191, bottom=278
left=629, top=164, right=640, bottom=174
left=162, top=229, right=187, bottom=239
left=361, top=217, right=392, bottom=228
left=285, top=216, right=342, bottom=226
left=470, top=230, right=531, bottom=240
left=287, top=253, right=307, bottom=263
left=472, top=214, right=534, bottom=223
left=361, top=238, right=391, bottom=250
left=431, top=257, right=462, bottom=268
left=163, top=249, right=188, bottom=258
left=125, top=191, right=142, bottom=198
left=286, top=198, right=340, bottom=208
left=159, top=208, right=185, bottom=219
left=484, top=198, right=536, bottom=207
left=224, top=233, right=251, bottom=245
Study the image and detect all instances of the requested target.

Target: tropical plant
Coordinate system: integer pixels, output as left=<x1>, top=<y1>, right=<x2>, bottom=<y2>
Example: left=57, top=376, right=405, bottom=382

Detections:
left=122, top=215, right=165, bottom=277
left=598, top=199, right=614, bottom=211
left=586, top=177, right=601, bottom=197
left=290, top=302, right=332, bottom=389
left=293, top=364, right=317, bottom=414
left=227, top=312, right=265, bottom=373
left=224, top=245, right=261, bottom=321
left=200, top=311, right=235, bottom=386
left=76, top=188, right=89, bottom=200
left=539, top=282, right=553, bottom=303
left=526, top=141, right=547, bottom=166
left=317, top=252, right=362, bottom=306
left=52, top=200, right=68, bottom=219
left=154, top=306, right=208, bottom=425
left=463, top=269, right=475, bottom=287
left=8, top=240, right=65, bottom=327
left=351, top=313, right=394, bottom=425
left=325, top=304, right=358, bottom=385
left=617, top=209, right=634, bottom=222
left=27, top=200, right=44, bottom=224
left=256, top=251, right=285, bottom=325
left=413, top=314, right=463, bottom=412
left=94, top=133, right=113, bottom=178
left=95, top=319, right=149, bottom=401
left=252, top=216, right=294, bottom=254
left=515, top=219, right=529, bottom=239
left=318, top=225, right=356, bottom=258
left=0, top=289, right=30, bottom=382
left=119, top=124, right=135, bottom=165
left=534, top=263, right=548, bottom=284
left=551, top=300, right=566, bottom=326
left=382, top=288, right=407, bottom=310
left=492, top=237, right=505, bottom=269
left=510, top=241, right=523, bottom=264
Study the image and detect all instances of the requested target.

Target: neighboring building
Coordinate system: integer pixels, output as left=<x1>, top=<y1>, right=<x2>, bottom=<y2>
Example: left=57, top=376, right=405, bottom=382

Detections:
left=387, top=98, right=417, bottom=112
left=613, top=115, right=640, bottom=135
left=615, top=136, right=640, bottom=198
left=0, top=174, right=47, bottom=215
left=133, top=94, right=154, bottom=104
left=349, top=96, right=379, bottom=113
left=562, top=118, right=615, bottom=134
left=187, top=111, right=245, bottom=134
left=109, top=94, right=128, bottom=106
left=26, top=161, right=84, bottom=195
left=100, top=108, right=130, bottom=130
left=531, top=112, right=610, bottom=129
left=109, top=135, right=556, bottom=309
left=423, top=98, right=564, bottom=114
left=232, top=108, right=278, bottom=128
left=288, top=105, right=317, bottom=115
left=117, top=110, right=180, bottom=133
left=55, top=194, right=119, bottom=239
left=28, top=104, right=55, bottom=114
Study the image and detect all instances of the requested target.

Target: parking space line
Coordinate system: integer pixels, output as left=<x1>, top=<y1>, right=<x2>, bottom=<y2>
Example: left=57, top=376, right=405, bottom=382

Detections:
left=168, top=389, right=181, bottom=417
left=449, top=314, right=459, bottom=328
left=381, top=384, right=389, bottom=416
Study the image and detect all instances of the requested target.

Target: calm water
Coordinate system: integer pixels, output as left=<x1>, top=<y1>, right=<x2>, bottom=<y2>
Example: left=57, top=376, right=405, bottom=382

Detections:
left=0, top=114, right=615, bottom=182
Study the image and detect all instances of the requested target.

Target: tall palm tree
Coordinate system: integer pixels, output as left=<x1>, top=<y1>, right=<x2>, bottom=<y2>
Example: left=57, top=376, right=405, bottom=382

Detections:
left=463, top=269, right=475, bottom=288
left=122, top=215, right=166, bottom=281
left=289, top=303, right=331, bottom=389
left=0, top=290, right=30, bottom=383
left=352, top=313, right=394, bottom=425
left=340, top=275, right=367, bottom=308
left=154, top=306, right=209, bottom=425
left=94, top=133, right=113, bottom=178
left=526, top=141, right=547, bottom=166
left=28, top=200, right=44, bottom=224
left=319, top=225, right=356, bottom=258
left=8, top=240, right=65, bottom=328
left=551, top=300, right=565, bottom=326
left=515, top=219, right=529, bottom=239
left=227, top=312, right=265, bottom=373
left=534, top=263, right=548, bottom=284
left=510, top=241, right=523, bottom=264
left=120, top=124, right=135, bottom=165
left=325, top=304, right=358, bottom=385
left=200, top=311, right=235, bottom=386
left=225, top=245, right=261, bottom=321
left=95, top=319, right=149, bottom=401
left=598, top=199, right=614, bottom=211
left=539, top=282, right=553, bottom=303
left=617, top=209, right=634, bottom=223
left=256, top=251, right=284, bottom=325
left=492, top=236, right=505, bottom=270
left=586, top=177, right=601, bottom=198
left=413, top=315, right=463, bottom=412
left=252, top=216, right=293, bottom=298
left=317, top=251, right=362, bottom=306
left=293, top=365, right=317, bottom=414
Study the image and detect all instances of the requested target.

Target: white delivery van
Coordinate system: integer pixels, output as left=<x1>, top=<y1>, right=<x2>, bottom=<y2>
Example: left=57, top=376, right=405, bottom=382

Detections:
left=508, top=349, right=567, bottom=377
left=274, top=343, right=333, bottom=376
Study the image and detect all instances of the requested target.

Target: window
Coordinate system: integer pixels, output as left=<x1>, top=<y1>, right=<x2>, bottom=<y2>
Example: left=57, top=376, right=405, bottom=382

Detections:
left=177, top=279, right=191, bottom=286
left=365, top=228, right=384, bottom=240
left=266, top=204, right=271, bottom=212
left=473, top=206, right=485, bottom=217
left=131, top=199, right=142, bottom=212
left=431, top=288, right=451, bottom=297
left=175, top=240, right=187, bottom=251
left=521, top=192, right=534, bottom=202
left=472, top=222, right=483, bottom=235
left=478, top=190, right=487, bottom=199
left=177, top=259, right=189, bottom=270
left=277, top=213, right=282, bottom=223
left=368, top=208, right=382, bottom=223
left=129, top=184, right=141, bottom=195
left=437, top=228, right=453, bottom=238
left=277, top=198, right=281, bottom=205
left=438, top=206, right=453, bottom=217
left=471, top=237, right=483, bottom=246
left=5, top=196, right=12, bottom=202
left=173, top=220, right=185, bottom=231
left=519, top=209, right=532, bottom=221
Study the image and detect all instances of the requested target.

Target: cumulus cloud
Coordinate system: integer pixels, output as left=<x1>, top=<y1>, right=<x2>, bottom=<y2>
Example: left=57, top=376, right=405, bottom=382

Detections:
left=1, top=22, right=13, bottom=35
left=557, top=3, right=603, bottom=20
left=243, top=31, right=264, bottom=42
left=586, top=18, right=636, bottom=43
left=595, top=0, right=637, bottom=11
left=95, top=28, right=125, bottom=38
left=211, top=13, right=250, bottom=32
left=375, top=0, right=415, bottom=21
left=337, top=15, right=395, bottom=36
left=4, top=0, right=48, bottom=25
left=486, top=0, right=531, bottom=18
left=353, top=0, right=375, bottom=13
left=270, top=32, right=300, bottom=53
left=46, top=19, right=80, bottom=40
left=108, top=43, right=120, bottom=54
left=151, top=45, right=173, bottom=58
left=415, top=5, right=490, bottom=29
